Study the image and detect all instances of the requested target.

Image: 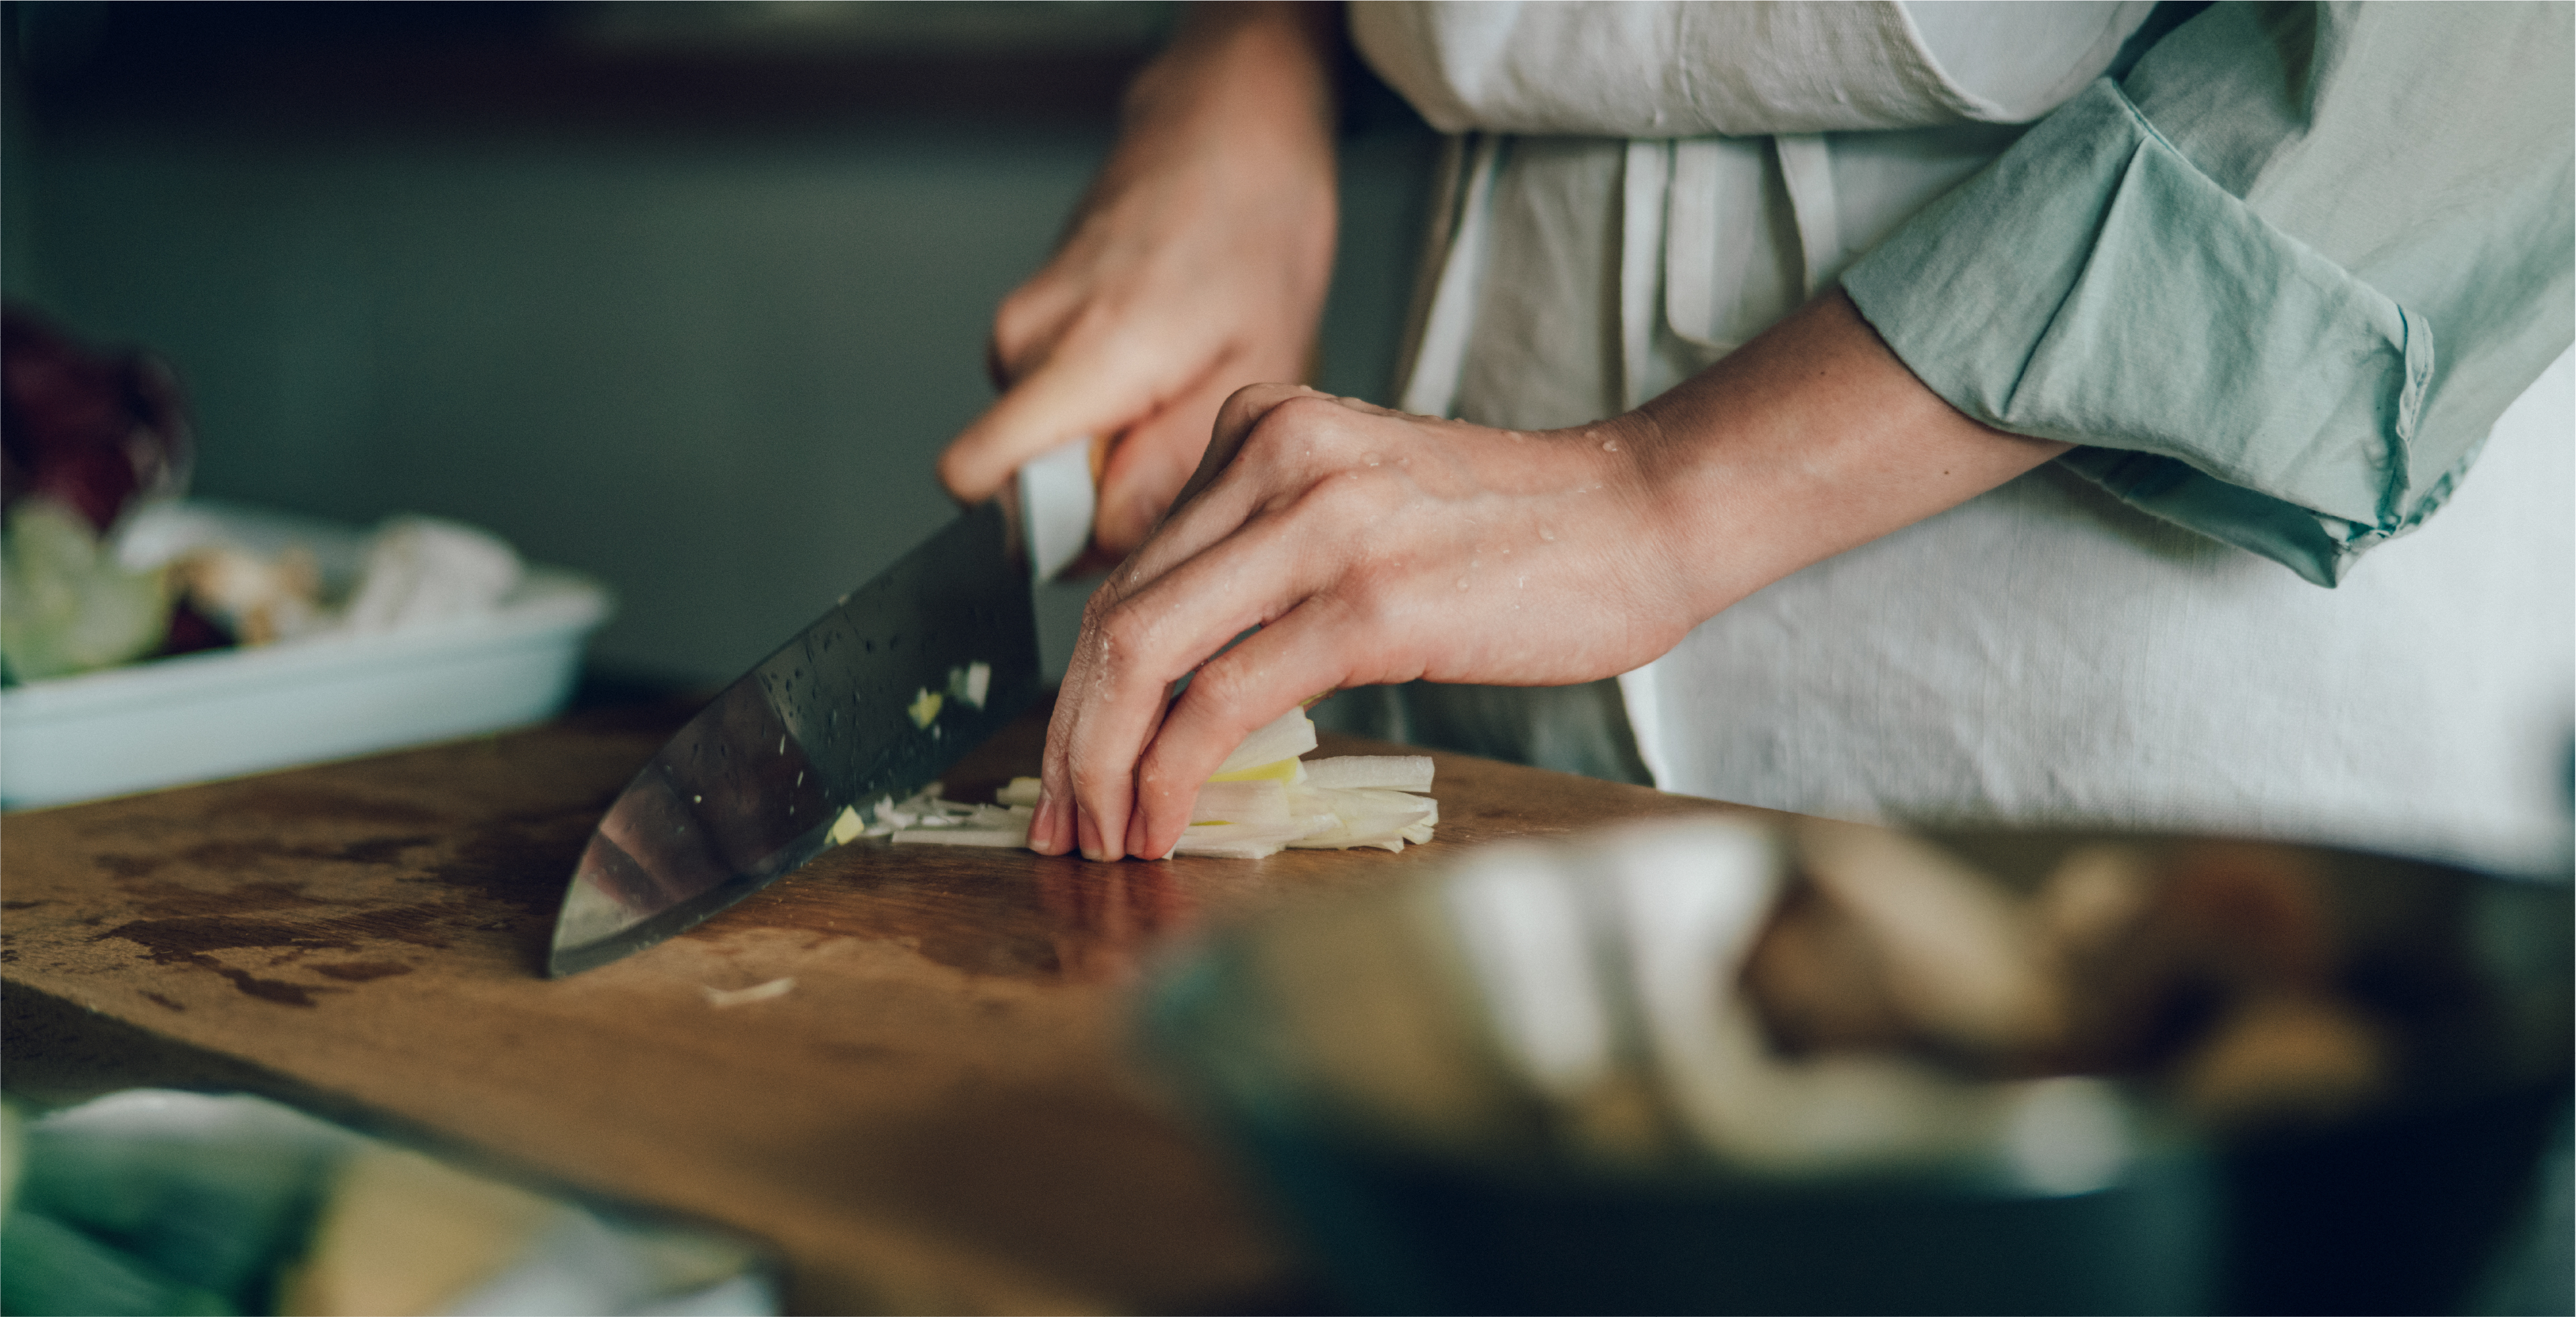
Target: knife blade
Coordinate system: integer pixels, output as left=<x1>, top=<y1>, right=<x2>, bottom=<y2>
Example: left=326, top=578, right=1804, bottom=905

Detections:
left=548, top=440, right=1095, bottom=976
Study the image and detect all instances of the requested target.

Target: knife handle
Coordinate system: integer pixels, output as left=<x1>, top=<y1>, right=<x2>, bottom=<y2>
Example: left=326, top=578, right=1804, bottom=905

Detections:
left=1017, top=435, right=1101, bottom=583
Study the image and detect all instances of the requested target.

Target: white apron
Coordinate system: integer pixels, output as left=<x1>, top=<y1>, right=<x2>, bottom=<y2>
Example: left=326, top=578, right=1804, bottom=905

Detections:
left=1332, top=2, right=2574, bottom=875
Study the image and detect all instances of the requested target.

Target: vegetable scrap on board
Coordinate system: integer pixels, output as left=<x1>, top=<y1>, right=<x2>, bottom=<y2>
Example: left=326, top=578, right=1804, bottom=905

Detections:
left=820, top=705, right=1439, bottom=859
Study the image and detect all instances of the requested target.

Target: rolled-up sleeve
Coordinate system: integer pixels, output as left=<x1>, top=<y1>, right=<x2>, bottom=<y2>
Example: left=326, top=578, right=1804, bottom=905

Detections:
left=1840, top=1, right=2573, bottom=585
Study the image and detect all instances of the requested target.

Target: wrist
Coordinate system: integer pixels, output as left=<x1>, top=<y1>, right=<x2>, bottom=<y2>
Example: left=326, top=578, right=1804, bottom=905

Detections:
left=1127, top=3, right=1339, bottom=150
left=1618, top=292, right=2072, bottom=625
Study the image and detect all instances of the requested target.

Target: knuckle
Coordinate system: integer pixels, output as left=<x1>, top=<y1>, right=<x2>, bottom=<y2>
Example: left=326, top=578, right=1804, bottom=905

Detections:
left=1092, top=596, right=1160, bottom=662
left=1325, top=564, right=1401, bottom=634
left=1189, top=656, right=1263, bottom=711
left=1247, top=391, right=1335, bottom=445
left=991, top=288, right=1056, bottom=359
left=1133, top=752, right=1194, bottom=805
left=1082, top=570, right=1131, bottom=617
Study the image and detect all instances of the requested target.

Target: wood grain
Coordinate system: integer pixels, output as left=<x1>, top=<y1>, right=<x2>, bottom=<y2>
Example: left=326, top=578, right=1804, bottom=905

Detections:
left=0, top=699, right=1750, bottom=1314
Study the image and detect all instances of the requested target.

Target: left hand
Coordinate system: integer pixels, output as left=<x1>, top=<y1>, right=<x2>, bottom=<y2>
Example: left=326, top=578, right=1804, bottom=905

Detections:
left=1032, top=386, right=1694, bottom=862
left=1029, top=291, right=2073, bottom=862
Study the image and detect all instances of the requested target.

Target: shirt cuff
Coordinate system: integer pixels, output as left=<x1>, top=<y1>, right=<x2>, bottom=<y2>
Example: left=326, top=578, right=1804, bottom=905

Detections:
left=1840, top=78, right=2436, bottom=587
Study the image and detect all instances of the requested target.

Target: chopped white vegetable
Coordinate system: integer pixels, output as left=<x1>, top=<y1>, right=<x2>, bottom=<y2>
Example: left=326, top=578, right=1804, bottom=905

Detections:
left=893, top=827, right=1031, bottom=848
left=1286, top=804, right=1431, bottom=852
left=907, top=688, right=944, bottom=729
left=856, top=781, right=1037, bottom=848
left=891, top=706, right=1443, bottom=860
left=1209, top=706, right=1319, bottom=779
left=702, top=978, right=795, bottom=1007
left=826, top=805, right=865, bottom=846
left=1190, top=779, right=1290, bottom=827
left=950, top=661, right=992, bottom=710
left=1168, top=815, right=1339, bottom=860
left=1300, top=755, right=1435, bottom=791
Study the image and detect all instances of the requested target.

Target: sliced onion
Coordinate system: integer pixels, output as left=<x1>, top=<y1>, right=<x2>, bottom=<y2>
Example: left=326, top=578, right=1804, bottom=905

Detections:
left=868, top=707, right=1443, bottom=860
left=1191, top=779, right=1290, bottom=826
left=1170, top=814, right=1339, bottom=860
left=1288, top=807, right=1431, bottom=850
left=1209, top=706, right=1319, bottom=779
left=827, top=805, right=865, bottom=846
left=893, top=827, right=1031, bottom=848
left=1300, top=755, right=1435, bottom=791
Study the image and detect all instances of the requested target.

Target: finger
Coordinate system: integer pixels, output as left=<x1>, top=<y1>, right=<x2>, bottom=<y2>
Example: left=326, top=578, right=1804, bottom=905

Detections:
left=1029, top=688, right=1085, bottom=856
left=1096, top=384, right=1339, bottom=607
left=1093, top=373, right=1239, bottom=555
left=1066, top=499, right=1355, bottom=860
left=1168, top=381, right=1325, bottom=514
left=987, top=270, right=1086, bottom=388
left=940, top=335, right=1202, bottom=504
left=1129, top=591, right=1401, bottom=859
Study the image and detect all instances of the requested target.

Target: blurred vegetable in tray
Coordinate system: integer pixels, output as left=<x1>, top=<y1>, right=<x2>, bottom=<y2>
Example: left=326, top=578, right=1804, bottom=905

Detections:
left=1, top=304, right=193, bottom=534
left=1, top=305, right=197, bottom=681
left=1, top=306, right=530, bottom=686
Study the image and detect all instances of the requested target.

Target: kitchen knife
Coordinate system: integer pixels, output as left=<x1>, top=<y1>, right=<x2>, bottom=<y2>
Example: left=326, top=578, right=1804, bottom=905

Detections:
left=548, top=439, right=1095, bottom=976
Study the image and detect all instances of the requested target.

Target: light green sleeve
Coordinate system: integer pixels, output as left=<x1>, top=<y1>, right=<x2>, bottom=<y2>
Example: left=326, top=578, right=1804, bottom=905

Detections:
left=1839, top=1, right=2573, bottom=586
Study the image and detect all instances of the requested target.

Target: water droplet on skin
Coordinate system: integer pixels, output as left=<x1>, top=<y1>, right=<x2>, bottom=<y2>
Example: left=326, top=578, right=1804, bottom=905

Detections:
left=1602, top=439, right=1619, bottom=452
left=1364, top=453, right=1381, bottom=467
left=1456, top=577, right=1470, bottom=591
left=1541, top=528, right=1557, bottom=542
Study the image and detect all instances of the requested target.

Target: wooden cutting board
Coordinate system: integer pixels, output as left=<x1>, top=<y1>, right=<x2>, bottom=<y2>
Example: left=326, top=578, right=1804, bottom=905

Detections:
left=1, top=698, right=1754, bottom=1314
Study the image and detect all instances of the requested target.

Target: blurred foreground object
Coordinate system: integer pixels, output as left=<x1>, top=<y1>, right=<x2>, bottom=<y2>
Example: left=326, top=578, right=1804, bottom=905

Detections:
left=0, top=1090, right=773, bottom=1316
left=1147, top=819, right=2573, bottom=1314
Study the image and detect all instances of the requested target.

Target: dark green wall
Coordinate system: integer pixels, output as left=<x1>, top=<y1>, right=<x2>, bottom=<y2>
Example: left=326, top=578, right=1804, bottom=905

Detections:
left=3, top=2, right=1438, bottom=685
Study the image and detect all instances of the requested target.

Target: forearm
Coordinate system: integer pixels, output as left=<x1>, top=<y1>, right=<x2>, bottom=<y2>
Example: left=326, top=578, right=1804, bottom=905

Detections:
left=1114, top=3, right=1340, bottom=186
left=1618, top=290, right=2071, bottom=624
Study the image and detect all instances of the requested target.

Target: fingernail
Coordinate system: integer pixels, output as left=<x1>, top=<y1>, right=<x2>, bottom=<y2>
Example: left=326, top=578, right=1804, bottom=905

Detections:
left=1030, top=793, right=1064, bottom=855
left=1124, top=810, right=1149, bottom=861
left=1078, top=810, right=1105, bottom=862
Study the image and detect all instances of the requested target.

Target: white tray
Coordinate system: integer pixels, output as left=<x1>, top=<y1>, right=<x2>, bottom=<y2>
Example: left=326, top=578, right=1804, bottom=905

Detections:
left=1, top=507, right=613, bottom=811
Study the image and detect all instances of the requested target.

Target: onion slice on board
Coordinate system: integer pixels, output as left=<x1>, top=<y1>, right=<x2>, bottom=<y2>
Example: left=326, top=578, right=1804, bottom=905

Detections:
left=872, top=705, right=1441, bottom=858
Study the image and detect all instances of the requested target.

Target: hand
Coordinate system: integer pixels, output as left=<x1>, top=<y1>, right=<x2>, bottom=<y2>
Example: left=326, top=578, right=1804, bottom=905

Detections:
left=1033, top=386, right=1695, bottom=862
left=1027, top=292, right=2075, bottom=862
left=938, top=3, right=1341, bottom=559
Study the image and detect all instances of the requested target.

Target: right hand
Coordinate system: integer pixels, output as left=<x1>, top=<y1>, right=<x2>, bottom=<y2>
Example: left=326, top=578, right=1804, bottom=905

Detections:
left=937, top=2, right=1343, bottom=560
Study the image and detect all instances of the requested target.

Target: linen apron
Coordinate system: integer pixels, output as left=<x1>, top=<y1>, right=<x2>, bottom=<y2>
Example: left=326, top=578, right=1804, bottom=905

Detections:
left=1318, top=1, right=2575, bottom=875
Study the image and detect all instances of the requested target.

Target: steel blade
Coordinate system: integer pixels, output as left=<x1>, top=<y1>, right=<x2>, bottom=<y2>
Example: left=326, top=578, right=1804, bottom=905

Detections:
left=549, top=500, right=1039, bottom=976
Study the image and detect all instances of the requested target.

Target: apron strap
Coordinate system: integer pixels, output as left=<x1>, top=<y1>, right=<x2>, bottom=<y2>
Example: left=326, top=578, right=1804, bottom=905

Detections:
left=1397, top=133, right=1508, bottom=419
left=1618, top=139, right=1675, bottom=412
left=1661, top=137, right=1727, bottom=356
left=1775, top=133, right=1844, bottom=298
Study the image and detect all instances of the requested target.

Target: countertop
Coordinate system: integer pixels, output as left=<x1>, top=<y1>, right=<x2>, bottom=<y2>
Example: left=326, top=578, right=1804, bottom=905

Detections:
left=1, top=697, right=1751, bottom=1314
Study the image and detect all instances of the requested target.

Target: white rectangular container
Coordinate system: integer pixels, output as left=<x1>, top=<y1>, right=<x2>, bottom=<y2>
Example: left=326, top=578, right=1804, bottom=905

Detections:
left=1, top=506, right=614, bottom=811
